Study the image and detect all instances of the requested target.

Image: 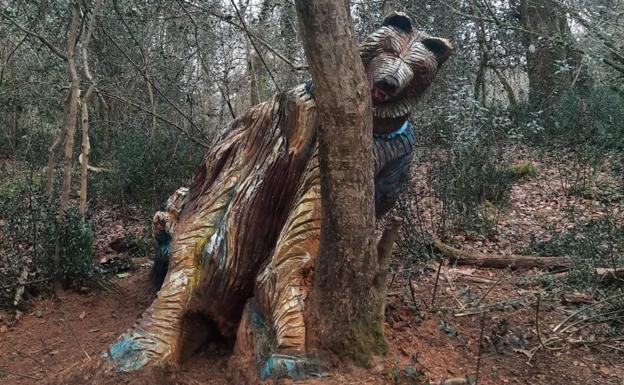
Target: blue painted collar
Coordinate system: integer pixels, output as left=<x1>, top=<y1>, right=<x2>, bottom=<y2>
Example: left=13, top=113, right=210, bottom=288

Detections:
left=374, top=120, right=410, bottom=140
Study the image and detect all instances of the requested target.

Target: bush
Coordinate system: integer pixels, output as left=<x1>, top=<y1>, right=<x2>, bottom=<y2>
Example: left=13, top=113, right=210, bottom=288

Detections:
left=525, top=216, right=624, bottom=288
left=430, top=140, right=518, bottom=232
left=409, top=86, right=526, bottom=234
left=523, top=86, right=624, bottom=154
left=89, top=128, right=204, bottom=213
left=0, top=179, right=103, bottom=308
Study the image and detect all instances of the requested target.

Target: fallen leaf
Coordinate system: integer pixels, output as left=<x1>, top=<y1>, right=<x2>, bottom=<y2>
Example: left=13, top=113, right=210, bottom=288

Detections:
left=79, top=311, right=86, bottom=320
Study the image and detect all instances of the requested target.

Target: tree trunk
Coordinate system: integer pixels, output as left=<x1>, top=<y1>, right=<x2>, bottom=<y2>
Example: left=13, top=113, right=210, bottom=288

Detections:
left=520, top=0, right=572, bottom=110
left=78, top=0, right=101, bottom=219
left=294, top=0, right=387, bottom=365
left=54, top=1, right=81, bottom=293
left=45, top=129, right=63, bottom=199
left=97, top=93, right=110, bottom=151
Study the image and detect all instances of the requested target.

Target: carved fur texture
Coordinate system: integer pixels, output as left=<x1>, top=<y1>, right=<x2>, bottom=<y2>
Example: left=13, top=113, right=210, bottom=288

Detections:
left=362, top=12, right=453, bottom=118
left=124, top=13, right=453, bottom=381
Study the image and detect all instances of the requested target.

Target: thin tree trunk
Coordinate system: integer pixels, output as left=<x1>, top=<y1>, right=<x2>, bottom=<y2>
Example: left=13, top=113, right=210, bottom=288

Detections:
left=474, top=53, right=486, bottom=102
left=146, top=78, right=156, bottom=135
left=97, top=92, right=110, bottom=151
left=78, top=0, right=101, bottom=219
left=54, top=1, right=81, bottom=293
left=45, top=128, right=63, bottom=200
left=78, top=92, right=94, bottom=218
left=294, top=0, right=386, bottom=365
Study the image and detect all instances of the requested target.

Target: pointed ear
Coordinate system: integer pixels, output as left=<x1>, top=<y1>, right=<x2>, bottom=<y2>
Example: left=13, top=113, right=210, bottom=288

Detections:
left=381, top=12, right=413, bottom=34
left=422, top=37, right=454, bottom=65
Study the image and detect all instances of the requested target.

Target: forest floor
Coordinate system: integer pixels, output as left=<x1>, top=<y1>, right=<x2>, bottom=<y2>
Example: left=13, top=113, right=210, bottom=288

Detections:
left=1, top=147, right=622, bottom=385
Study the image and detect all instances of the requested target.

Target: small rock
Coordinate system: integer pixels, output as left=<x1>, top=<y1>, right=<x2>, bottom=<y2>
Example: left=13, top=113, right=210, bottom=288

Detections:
left=0, top=325, right=8, bottom=333
left=370, top=355, right=385, bottom=374
left=439, top=377, right=469, bottom=385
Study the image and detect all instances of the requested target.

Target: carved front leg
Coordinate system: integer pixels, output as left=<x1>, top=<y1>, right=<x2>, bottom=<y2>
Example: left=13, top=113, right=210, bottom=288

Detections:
left=104, top=174, right=237, bottom=370
left=231, top=148, right=321, bottom=381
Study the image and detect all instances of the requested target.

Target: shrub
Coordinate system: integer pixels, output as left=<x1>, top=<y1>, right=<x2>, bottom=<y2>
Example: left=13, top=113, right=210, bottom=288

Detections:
left=430, top=141, right=516, bottom=232
left=523, top=86, right=624, bottom=155
left=409, top=87, right=524, bottom=234
left=0, top=179, right=104, bottom=308
left=89, top=128, right=204, bottom=213
left=525, top=216, right=624, bottom=288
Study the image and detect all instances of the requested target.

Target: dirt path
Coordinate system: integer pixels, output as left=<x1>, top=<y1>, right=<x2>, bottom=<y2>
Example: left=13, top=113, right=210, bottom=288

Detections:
left=0, top=267, right=229, bottom=384
left=1, top=264, right=622, bottom=385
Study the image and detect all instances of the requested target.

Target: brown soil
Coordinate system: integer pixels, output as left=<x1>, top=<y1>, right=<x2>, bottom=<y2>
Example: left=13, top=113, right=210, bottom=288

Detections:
left=1, top=148, right=622, bottom=384
left=1, top=263, right=622, bottom=385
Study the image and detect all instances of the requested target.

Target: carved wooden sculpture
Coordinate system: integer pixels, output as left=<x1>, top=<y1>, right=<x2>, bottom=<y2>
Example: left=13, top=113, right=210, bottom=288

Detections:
left=102, top=12, right=452, bottom=382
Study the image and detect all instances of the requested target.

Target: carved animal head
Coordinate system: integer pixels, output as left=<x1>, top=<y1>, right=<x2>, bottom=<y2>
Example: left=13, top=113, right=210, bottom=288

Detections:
left=360, top=12, right=454, bottom=119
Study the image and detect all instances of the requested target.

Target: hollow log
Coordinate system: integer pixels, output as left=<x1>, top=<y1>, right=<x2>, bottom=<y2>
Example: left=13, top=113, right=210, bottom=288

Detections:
left=431, top=239, right=573, bottom=270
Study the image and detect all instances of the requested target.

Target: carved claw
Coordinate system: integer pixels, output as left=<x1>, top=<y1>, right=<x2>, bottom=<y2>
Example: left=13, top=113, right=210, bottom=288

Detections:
left=258, top=354, right=318, bottom=380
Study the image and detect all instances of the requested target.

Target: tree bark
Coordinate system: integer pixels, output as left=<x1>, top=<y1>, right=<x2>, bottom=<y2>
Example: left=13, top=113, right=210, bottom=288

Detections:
left=54, top=1, right=81, bottom=293
left=519, top=0, right=572, bottom=110
left=294, top=0, right=386, bottom=365
left=78, top=0, right=101, bottom=219
left=97, top=92, right=110, bottom=151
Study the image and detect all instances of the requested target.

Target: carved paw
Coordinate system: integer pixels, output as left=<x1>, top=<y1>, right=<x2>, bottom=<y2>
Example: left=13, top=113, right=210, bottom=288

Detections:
left=102, top=331, right=167, bottom=372
left=258, top=353, right=318, bottom=380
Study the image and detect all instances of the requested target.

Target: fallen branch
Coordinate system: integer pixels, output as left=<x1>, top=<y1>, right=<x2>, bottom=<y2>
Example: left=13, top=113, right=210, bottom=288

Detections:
left=0, top=366, right=43, bottom=381
left=596, top=268, right=624, bottom=284
left=62, top=312, right=91, bottom=361
left=0, top=277, right=51, bottom=291
left=431, top=239, right=573, bottom=270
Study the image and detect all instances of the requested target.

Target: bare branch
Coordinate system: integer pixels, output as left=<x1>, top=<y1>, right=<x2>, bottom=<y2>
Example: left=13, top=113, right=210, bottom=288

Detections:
left=0, top=10, right=68, bottom=60
left=99, top=90, right=210, bottom=149
left=230, top=0, right=281, bottom=93
left=97, top=23, right=204, bottom=135
left=176, top=0, right=236, bottom=119
left=180, top=0, right=306, bottom=71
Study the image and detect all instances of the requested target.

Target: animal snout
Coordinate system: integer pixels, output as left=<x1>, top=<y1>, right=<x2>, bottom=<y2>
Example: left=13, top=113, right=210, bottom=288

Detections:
left=374, top=76, right=400, bottom=95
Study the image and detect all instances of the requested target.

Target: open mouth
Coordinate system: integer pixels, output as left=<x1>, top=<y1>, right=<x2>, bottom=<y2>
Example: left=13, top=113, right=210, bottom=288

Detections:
left=371, top=86, right=391, bottom=104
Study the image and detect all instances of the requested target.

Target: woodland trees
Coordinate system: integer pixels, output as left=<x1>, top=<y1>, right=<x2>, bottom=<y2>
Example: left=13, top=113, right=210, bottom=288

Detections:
left=0, top=0, right=622, bottom=379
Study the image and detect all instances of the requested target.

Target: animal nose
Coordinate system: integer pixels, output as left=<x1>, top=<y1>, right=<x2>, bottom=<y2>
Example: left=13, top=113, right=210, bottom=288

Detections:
left=374, top=76, right=400, bottom=94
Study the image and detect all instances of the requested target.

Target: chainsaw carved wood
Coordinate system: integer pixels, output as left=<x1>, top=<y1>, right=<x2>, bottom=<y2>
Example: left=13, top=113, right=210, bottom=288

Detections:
left=98, top=12, right=453, bottom=382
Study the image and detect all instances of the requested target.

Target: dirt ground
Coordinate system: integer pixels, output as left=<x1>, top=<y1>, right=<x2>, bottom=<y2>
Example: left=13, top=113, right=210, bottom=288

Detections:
left=1, top=149, right=622, bottom=385
left=1, top=262, right=622, bottom=385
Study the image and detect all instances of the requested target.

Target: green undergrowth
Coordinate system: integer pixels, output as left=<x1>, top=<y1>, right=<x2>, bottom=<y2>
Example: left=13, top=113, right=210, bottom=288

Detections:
left=0, top=178, right=106, bottom=308
left=524, top=216, right=624, bottom=289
